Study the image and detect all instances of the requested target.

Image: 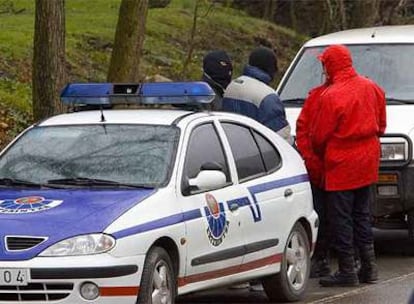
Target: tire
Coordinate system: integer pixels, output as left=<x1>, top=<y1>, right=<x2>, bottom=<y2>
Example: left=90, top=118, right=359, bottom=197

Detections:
left=137, top=246, right=176, bottom=304
left=408, top=210, right=414, bottom=241
left=263, top=222, right=310, bottom=302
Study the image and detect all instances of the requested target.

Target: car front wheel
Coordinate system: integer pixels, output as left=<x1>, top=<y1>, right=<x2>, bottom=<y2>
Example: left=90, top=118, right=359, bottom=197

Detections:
left=263, top=222, right=310, bottom=302
left=137, top=246, right=176, bottom=304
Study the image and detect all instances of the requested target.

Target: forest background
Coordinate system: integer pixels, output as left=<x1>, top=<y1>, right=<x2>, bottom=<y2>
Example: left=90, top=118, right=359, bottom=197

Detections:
left=0, top=0, right=413, bottom=148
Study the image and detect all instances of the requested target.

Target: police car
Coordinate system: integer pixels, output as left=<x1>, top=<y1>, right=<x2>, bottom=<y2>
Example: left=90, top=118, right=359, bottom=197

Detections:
left=0, top=82, right=318, bottom=303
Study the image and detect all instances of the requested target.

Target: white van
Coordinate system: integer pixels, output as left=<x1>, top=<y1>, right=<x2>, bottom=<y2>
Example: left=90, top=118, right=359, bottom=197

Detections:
left=277, top=25, right=414, bottom=241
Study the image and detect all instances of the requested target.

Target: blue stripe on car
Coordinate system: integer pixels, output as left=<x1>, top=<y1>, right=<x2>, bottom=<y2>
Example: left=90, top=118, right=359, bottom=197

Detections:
left=113, top=209, right=202, bottom=239
left=113, top=174, right=309, bottom=239
left=247, top=173, right=309, bottom=222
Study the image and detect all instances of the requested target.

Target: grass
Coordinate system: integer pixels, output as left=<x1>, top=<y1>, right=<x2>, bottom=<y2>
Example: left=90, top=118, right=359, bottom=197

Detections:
left=0, top=0, right=307, bottom=144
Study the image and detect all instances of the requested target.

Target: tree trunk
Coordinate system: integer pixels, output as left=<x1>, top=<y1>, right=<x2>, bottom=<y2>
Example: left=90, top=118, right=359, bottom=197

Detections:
left=263, top=0, right=277, bottom=21
left=108, top=0, right=149, bottom=82
left=181, top=0, right=200, bottom=79
left=348, top=0, right=380, bottom=29
left=32, top=0, right=65, bottom=121
left=338, top=0, right=347, bottom=30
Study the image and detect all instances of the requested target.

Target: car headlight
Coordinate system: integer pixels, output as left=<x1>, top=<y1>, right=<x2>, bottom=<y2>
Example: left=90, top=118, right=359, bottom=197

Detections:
left=39, top=234, right=115, bottom=257
left=380, top=142, right=407, bottom=161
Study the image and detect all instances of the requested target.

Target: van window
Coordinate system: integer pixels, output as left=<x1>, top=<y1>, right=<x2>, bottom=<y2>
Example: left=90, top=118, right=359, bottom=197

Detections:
left=279, top=44, right=414, bottom=105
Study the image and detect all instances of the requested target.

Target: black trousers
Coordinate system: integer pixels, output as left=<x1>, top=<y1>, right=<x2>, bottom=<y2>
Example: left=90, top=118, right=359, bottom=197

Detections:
left=312, top=185, right=329, bottom=259
left=327, top=185, right=374, bottom=257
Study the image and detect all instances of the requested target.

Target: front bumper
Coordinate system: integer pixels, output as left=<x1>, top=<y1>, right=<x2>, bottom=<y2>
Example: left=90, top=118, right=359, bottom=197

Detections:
left=0, top=254, right=145, bottom=304
left=373, top=162, right=414, bottom=217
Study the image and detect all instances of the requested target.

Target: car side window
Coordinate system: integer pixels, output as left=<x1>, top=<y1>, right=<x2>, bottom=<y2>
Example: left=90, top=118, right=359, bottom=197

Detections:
left=183, top=123, right=230, bottom=182
left=252, top=130, right=282, bottom=173
left=222, top=123, right=266, bottom=181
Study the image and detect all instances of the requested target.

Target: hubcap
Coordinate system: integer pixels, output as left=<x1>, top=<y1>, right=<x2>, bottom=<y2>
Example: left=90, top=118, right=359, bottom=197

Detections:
left=151, top=260, right=172, bottom=304
left=285, top=231, right=308, bottom=290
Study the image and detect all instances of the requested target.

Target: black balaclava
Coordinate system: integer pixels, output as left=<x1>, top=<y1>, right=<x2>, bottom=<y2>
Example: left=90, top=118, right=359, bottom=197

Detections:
left=203, top=50, right=233, bottom=89
left=248, top=47, right=278, bottom=80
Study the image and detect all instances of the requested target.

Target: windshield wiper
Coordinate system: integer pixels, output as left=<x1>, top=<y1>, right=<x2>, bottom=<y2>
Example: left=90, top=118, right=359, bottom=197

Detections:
left=282, top=98, right=305, bottom=105
left=47, top=177, right=153, bottom=189
left=386, top=98, right=414, bottom=105
left=0, top=177, right=45, bottom=188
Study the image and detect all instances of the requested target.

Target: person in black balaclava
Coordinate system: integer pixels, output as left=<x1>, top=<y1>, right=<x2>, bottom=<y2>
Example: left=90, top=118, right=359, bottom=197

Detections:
left=202, top=50, right=233, bottom=110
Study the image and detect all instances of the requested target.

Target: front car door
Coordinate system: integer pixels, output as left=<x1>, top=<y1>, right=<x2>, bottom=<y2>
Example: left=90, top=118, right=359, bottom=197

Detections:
left=176, top=120, right=246, bottom=291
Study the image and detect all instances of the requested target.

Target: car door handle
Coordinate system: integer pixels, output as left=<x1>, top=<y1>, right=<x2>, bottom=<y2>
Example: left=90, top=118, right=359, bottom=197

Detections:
left=229, top=203, right=239, bottom=212
left=284, top=188, right=293, bottom=198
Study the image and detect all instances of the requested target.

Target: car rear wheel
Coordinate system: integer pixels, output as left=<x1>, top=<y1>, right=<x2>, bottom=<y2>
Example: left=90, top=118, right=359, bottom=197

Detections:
left=137, top=246, right=176, bottom=304
left=263, top=222, right=310, bottom=302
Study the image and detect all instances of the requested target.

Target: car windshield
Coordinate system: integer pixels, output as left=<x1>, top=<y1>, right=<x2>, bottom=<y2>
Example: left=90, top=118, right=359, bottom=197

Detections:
left=279, top=44, right=414, bottom=105
left=0, top=124, right=179, bottom=187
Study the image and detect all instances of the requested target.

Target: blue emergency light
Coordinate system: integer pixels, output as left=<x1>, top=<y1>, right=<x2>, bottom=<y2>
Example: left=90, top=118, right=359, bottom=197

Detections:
left=60, top=82, right=216, bottom=106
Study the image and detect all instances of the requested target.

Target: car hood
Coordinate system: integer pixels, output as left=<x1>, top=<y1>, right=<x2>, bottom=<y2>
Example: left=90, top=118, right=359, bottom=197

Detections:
left=0, top=188, right=155, bottom=260
left=285, top=105, right=414, bottom=138
left=385, top=105, right=414, bottom=135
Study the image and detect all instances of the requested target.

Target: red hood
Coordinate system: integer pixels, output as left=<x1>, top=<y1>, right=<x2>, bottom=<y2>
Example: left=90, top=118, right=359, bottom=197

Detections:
left=319, top=45, right=357, bottom=83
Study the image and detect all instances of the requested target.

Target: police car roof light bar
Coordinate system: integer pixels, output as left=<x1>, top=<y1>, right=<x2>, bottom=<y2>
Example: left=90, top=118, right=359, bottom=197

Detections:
left=60, top=82, right=216, bottom=106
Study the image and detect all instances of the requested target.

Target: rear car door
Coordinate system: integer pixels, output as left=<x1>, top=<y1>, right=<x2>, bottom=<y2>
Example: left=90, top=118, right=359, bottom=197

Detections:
left=219, top=122, right=294, bottom=266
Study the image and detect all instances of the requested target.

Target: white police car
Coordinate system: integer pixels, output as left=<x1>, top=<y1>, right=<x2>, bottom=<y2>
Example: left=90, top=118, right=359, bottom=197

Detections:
left=0, top=82, right=318, bottom=303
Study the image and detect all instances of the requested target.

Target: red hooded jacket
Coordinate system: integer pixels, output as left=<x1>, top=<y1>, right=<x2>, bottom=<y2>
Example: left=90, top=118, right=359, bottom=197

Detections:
left=310, top=45, right=387, bottom=191
left=296, top=84, right=328, bottom=188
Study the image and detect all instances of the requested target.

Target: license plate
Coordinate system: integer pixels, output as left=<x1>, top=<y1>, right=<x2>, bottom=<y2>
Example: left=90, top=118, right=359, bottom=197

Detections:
left=0, top=269, right=29, bottom=286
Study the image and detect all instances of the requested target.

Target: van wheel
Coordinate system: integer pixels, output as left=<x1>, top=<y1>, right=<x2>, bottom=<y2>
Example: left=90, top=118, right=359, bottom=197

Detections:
left=263, top=223, right=310, bottom=302
left=137, top=247, right=176, bottom=304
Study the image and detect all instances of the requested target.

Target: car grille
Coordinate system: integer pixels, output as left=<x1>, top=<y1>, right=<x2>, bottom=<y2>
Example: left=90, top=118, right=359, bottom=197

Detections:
left=6, top=236, right=47, bottom=251
left=0, top=283, right=73, bottom=302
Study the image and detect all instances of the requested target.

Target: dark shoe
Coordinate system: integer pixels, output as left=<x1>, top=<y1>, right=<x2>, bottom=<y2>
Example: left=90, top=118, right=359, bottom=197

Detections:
left=358, top=244, right=378, bottom=283
left=319, top=271, right=359, bottom=287
left=310, top=258, right=331, bottom=278
left=319, top=255, right=359, bottom=287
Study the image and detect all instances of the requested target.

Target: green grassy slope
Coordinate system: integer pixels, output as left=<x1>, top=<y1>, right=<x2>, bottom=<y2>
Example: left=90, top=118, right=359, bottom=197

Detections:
left=0, top=0, right=306, bottom=145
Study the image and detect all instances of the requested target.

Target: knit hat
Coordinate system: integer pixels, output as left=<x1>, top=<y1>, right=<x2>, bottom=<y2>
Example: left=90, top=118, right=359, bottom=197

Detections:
left=202, top=50, right=233, bottom=89
left=248, top=47, right=278, bottom=80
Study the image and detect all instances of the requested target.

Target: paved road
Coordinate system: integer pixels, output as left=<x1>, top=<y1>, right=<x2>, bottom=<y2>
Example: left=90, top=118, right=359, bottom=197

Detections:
left=178, top=229, right=414, bottom=304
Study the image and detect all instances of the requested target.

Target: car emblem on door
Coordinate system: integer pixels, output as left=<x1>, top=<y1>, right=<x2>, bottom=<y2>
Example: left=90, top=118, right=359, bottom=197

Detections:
left=204, top=194, right=229, bottom=246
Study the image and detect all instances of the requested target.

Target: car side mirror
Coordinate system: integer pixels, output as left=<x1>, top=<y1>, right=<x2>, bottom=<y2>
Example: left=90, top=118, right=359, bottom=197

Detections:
left=188, top=170, right=227, bottom=192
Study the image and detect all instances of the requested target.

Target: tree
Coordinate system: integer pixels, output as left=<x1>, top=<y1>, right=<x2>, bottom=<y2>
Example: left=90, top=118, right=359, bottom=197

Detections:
left=348, top=0, right=380, bottom=29
left=32, top=0, right=65, bottom=121
left=263, top=0, right=277, bottom=21
left=108, top=0, right=149, bottom=82
left=181, top=0, right=201, bottom=79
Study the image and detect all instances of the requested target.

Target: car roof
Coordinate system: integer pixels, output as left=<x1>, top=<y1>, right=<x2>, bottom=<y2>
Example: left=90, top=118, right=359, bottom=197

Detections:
left=305, top=25, right=414, bottom=47
left=39, top=109, right=206, bottom=126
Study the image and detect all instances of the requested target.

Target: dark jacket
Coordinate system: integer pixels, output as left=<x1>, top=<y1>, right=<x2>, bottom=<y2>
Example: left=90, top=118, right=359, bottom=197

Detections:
left=222, top=65, right=293, bottom=144
left=202, top=73, right=225, bottom=111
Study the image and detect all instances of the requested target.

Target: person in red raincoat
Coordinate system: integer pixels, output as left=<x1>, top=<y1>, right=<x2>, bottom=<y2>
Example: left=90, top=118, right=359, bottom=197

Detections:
left=296, top=83, right=331, bottom=278
left=310, top=45, right=386, bottom=287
